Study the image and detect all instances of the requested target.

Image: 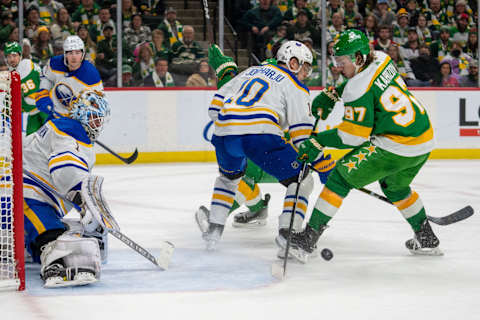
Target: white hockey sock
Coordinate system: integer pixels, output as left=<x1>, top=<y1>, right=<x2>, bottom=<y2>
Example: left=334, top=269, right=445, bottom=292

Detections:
left=209, top=175, right=241, bottom=225
left=279, top=174, right=313, bottom=231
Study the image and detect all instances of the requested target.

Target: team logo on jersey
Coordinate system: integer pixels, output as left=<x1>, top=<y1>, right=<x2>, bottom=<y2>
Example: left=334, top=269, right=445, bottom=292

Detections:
left=291, top=160, right=300, bottom=169
left=54, top=83, right=75, bottom=108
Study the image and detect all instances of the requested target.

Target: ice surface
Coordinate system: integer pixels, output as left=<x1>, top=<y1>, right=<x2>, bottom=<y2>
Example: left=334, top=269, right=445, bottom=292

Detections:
left=2, top=160, right=479, bottom=320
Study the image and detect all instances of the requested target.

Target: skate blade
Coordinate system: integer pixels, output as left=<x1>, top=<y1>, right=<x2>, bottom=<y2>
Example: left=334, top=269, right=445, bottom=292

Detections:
left=409, top=247, right=444, bottom=256
left=195, top=206, right=210, bottom=234
left=232, top=219, right=267, bottom=229
left=206, top=239, right=218, bottom=251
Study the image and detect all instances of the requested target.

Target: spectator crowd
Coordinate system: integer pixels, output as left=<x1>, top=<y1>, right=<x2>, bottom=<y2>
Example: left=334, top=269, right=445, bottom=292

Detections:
left=234, top=0, right=478, bottom=87
left=1, top=0, right=478, bottom=87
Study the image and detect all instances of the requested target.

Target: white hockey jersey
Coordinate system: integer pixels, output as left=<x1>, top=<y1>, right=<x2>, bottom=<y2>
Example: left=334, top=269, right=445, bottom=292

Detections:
left=40, top=55, right=103, bottom=116
left=209, top=64, right=314, bottom=146
left=23, top=118, right=95, bottom=215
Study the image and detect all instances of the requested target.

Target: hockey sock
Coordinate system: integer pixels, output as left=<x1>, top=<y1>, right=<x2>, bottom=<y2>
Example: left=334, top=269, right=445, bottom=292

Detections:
left=308, top=187, right=343, bottom=231
left=392, top=191, right=427, bottom=232
left=210, top=175, right=241, bottom=225
left=279, top=174, right=313, bottom=230
left=230, top=179, right=263, bottom=214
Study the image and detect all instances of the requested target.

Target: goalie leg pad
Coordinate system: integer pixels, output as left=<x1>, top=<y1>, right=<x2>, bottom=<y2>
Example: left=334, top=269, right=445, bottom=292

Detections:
left=40, top=233, right=101, bottom=288
left=81, top=175, right=120, bottom=232
left=63, top=218, right=109, bottom=264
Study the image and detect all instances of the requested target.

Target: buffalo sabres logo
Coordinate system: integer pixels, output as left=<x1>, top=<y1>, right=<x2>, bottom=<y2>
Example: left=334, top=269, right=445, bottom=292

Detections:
left=54, top=83, right=75, bottom=108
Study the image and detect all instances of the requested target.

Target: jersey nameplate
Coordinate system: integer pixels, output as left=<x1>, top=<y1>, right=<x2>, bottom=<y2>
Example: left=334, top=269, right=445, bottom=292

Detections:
left=374, top=63, right=397, bottom=90
left=245, top=66, right=286, bottom=83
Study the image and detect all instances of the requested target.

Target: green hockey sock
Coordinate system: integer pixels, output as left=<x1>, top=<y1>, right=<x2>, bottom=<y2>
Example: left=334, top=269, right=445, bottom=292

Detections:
left=247, top=198, right=266, bottom=213
left=308, top=208, right=332, bottom=231
left=407, top=208, right=427, bottom=232
left=228, top=201, right=240, bottom=214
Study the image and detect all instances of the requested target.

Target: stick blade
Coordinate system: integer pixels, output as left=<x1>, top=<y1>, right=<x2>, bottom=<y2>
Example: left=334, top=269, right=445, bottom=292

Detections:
left=428, top=205, right=474, bottom=226
left=155, top=241, right=175, bottom=270
left=271, top=261, right=286, bottom=280
left=124, top=148, right=139, bottom=164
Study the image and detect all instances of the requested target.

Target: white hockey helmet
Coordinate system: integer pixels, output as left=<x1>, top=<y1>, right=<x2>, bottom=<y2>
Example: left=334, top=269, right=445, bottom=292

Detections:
left=276, top=40, right=313, bottom=76
left=63, top=35, right=85, bottom=64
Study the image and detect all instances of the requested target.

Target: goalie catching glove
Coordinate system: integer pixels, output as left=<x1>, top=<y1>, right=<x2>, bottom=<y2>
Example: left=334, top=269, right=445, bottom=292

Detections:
left=208, top=44, right=238, bottom=88
left=312, top=87, right=340, bottom=120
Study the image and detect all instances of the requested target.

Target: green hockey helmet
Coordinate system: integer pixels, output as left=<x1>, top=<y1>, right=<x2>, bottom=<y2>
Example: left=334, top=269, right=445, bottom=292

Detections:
left=4, top=41, right=22, bottom=56
left=333, top=29, right=370, bottom=57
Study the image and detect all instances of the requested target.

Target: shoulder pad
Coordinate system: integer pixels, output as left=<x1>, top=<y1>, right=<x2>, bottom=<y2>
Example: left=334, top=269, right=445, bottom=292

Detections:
left=71, top=60, right=102, bottom=86
left=48, top=118, right=92, bottom=146
left=17, top=59, right=34, bottom=78
left=49, top=55, right=68, bottom=73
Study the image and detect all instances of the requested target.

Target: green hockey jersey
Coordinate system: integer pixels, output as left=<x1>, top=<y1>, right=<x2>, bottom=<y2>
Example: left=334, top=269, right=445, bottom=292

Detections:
left=317, top=51, right=434, bottom=157
left=16, top=59, right=49, bottom=135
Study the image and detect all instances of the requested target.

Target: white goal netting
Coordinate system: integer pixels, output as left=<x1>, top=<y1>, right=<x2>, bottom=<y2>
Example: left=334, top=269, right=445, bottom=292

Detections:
left=0, top=71, right=23, bottom=291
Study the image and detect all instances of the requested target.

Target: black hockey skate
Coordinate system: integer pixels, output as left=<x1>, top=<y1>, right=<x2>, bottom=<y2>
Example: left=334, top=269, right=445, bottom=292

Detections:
left=232, top=194, right=270, bottom=228
left=405, top=219, right=443, bottom=256
left=41, top=260, right=97, bottom=288
left=276, top=225, right=327, bottom=263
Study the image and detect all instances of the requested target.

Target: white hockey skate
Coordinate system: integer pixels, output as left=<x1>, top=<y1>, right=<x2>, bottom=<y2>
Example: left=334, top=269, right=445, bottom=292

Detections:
left=195, top=205, right=210, bottom=236
left=405, top=219, right=443, bottom=256
left=232, top=194, right=270, bottom=228
left=195, top=206, right=225, bottom=251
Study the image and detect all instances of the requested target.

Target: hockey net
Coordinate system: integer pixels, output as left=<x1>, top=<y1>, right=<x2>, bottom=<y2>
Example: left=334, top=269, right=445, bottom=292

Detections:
left=0, top=71, right=24, bottom=291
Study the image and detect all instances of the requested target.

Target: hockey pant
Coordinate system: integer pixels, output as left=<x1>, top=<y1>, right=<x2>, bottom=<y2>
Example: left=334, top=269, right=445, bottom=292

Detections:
left=210, top=134, right=313, bottom=229
left=308, top=141, right=430, bottom=232
left=23, top=198, right=67, bottom=262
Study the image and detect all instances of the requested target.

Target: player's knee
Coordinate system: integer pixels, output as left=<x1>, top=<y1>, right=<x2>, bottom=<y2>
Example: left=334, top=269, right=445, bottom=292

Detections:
left=324, top=169, right=353, bottom=198
left=220, top=169, right=245, bottom=181
left=380, top=182, right=411, bottom=202
left=279, top=167, right=310, bottom=187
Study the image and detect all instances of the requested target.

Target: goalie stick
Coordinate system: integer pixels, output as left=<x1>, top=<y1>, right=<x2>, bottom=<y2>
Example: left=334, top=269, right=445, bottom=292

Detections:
left=96, top=140, right=138, bottom=164
left=23, top=169, right=174, bottom=270
left=358, top=187, right=474, bottom=226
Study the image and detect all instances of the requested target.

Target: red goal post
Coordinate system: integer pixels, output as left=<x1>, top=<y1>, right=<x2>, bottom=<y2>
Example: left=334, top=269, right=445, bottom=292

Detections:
left=0, top=71, right=24, bottom=291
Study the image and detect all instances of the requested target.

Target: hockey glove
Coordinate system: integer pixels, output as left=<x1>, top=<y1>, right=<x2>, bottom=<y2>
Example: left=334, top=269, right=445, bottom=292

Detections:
left=312, top=87, right=340, bottom=120
left=35, top=89, right=54, bottom=116
left=297, top=136, right=324, bottom=164
left=310, top=153, right=336, bottom=184
left=208, top=44, right=238, bottom=88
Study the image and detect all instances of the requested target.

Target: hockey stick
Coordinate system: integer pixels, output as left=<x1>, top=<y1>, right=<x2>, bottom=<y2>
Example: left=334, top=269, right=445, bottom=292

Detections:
left=202, top=0, right=214, bottom=45
left=358, top=187, right=474, bottom=226
left=271, top=161, right=309, bottom=280
left=96, top=140, right=138, bottom=164
left=23, top=169, right=174, bottom=270
left=272, top=119, right=323, bottom=280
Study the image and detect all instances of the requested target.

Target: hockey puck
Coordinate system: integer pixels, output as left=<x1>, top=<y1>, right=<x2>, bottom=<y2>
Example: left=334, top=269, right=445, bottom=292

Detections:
left=321, top=248, right=333, bottom=261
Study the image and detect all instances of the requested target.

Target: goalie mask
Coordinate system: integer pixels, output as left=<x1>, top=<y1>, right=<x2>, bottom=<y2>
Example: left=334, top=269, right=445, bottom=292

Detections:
left=276, top=41, right=313, bottom=77
left=69, top=91, right=111, bottom=141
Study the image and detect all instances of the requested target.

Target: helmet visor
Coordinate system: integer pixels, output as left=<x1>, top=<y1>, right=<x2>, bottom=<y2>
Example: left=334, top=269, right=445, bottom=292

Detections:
left=333, top=55, right=354, bottom=68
